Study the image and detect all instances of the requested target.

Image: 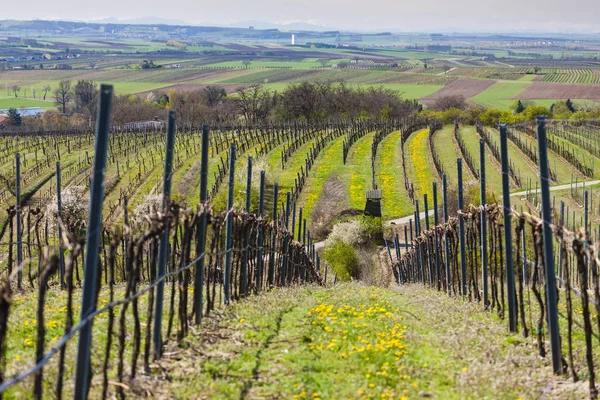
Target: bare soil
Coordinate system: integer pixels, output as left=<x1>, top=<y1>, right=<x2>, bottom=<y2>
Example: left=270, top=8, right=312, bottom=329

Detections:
left=420, top=78, right=495, bottom=104
left=310, top=175, right=349, bottom=239
left=520, top=81, right=600, bottom=99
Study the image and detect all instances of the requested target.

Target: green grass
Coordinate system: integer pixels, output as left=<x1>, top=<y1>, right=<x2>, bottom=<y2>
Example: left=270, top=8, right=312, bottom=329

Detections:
left=376, top=131, right=413, bottom=218
left=406, top=128, right=437, bottom=199
left=432, top=126, right=461, bottom=185
left=141, top=282, right=585, bottom=399
left=486, top=129, right=539, bottom=190
left=297, top=136, right=347, bottom=230
left=471, top=81, right=529, bottom=108
left=347, top=133, right=375, bottom=210
left=382, top=84, right=443, bottom=99
left=518, top=74, right=539, bottom=82
left=509, top=130, right=577, bottom=185
left=0, top=97, right=55, bottom=109
left=458, top=126, right=504, bottom=194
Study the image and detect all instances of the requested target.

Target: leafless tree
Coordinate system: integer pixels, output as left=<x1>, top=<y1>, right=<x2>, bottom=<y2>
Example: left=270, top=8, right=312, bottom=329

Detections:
left=11, top=85, right=20, bottom=98
left=54, top=80, right=73, bottom=114
left=42, top=84, right=51, bottom=100
left=203, top=85, right=227, bottom=107
left=431, top=95, right=468, bottom=111
left=236, top=85, right=276, bottom=123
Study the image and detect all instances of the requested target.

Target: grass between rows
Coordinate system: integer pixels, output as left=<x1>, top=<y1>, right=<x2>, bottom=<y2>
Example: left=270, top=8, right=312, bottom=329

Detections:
left=144, top=282, right=587, bottom=399
left=376, top=131, right=413, bottom=219
left=406, top=128, right=437, bottom=200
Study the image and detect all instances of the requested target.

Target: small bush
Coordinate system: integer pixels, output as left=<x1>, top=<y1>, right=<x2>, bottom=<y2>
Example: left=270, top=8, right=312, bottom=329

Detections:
left=322, top=240, right=360, bottom=282
left=47, top=186, right=89, bottom=237
left=357, top=216, right=383, bottom=239
left=325, top=220, right=366, bottom=247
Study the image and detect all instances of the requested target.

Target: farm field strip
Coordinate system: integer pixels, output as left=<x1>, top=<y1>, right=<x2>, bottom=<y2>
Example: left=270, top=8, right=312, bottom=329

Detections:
left=471, top=81, right=529, bottom=108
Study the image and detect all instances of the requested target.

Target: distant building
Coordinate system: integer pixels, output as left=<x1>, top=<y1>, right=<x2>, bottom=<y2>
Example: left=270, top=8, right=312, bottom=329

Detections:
left=122, top=118, right=165, bottom=130
left=292, top=34, right=295, bottom=45
left=0, top=108, right=46, bottom=117
left=0, top=115, right=7, bottom=127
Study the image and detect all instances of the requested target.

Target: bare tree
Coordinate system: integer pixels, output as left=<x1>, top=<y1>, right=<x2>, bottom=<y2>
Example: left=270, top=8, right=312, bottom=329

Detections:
left=74, top=80, right=98, bottom=121
left=431, top=95, right=467, bottom=111
left=54, top=80, right=73, bottom=114
left=236, top=85, right=276, bottom=123
left=42, top=84, right=51, bottom=100
left=242, top=59, right=251, bottom=69
left=203, top=85, right=227, bottom=107
left=11, top=85, right=20, bottom=98
left=31, top=87, right=36, bottom=99
left=278, top=81, right=323, bottom=120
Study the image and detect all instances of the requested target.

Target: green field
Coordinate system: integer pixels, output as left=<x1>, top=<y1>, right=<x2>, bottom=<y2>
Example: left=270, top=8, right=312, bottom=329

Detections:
left=0, top=97, right=54, bottom=109
left=471, top=81, right=529, bottom=108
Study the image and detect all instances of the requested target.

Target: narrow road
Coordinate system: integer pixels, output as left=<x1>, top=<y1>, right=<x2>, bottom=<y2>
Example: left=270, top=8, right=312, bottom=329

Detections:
left=509, top=179, right=600, bottom=197
left=313, top=179, right=600, bottom=250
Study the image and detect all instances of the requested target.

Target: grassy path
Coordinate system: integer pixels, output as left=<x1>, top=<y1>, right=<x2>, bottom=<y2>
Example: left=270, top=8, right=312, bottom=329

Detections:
left=376, top=131, right=413, bottom=219
left=433, top=126, right=461, bottom=184
left=511, top=130, right=579, bottom=185
left=148, top=283, right=586, bottom=399
left=296, top=136, right=347, bottom=230
left=347, top=133, right=375, bottom=210
left=550, top=134, right=600, bottom=179
left=459, top=126, right=504, bottom=194
left=486, top=129, right=538, bottom=190
left=406, top=129, right=437, bottom=200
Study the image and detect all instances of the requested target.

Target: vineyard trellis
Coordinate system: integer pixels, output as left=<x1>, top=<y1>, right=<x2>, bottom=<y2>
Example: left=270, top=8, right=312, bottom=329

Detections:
left=395, top=118, right=600, bottom=399
left=0, top=85, right=325, bottom=399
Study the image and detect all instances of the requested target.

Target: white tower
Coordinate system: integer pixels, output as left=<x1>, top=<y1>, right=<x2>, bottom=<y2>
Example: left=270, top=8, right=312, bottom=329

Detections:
left=292, top=34, right=295, bottom=45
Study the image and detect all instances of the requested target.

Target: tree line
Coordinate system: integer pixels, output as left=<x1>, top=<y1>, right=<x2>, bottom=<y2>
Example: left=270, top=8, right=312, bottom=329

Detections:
left=6, top=79, right=600, bottom=129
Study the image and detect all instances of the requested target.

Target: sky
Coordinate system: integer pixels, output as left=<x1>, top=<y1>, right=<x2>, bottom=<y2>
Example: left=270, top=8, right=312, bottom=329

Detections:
left=3, top=0, right=600, bottom=33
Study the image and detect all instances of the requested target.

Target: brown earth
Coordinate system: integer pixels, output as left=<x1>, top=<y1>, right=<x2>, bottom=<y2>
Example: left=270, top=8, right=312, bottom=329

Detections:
left=519, top=82, right=600, bottom=99
left=420, top=78, right=496, bottom=104
left=309, top=175, right=349, bottom=239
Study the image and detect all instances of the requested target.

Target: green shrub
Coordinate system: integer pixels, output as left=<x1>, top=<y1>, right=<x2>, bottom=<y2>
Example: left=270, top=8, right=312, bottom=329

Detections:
left=323, top=240, right=360, bottom=282
left=357, top=216, right=383, bottom=239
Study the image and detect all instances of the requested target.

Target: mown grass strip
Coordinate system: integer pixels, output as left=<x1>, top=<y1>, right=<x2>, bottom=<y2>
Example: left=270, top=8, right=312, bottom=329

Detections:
left=347, top=133, right=375, bottom=210
left=406, top=128, right=437, bottom=200
left=376, top=131, right=413, bottom=219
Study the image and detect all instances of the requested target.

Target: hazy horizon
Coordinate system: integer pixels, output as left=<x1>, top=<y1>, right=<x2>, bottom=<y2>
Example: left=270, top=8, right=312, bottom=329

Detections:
left=3, top=0, right=600, bottom=34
